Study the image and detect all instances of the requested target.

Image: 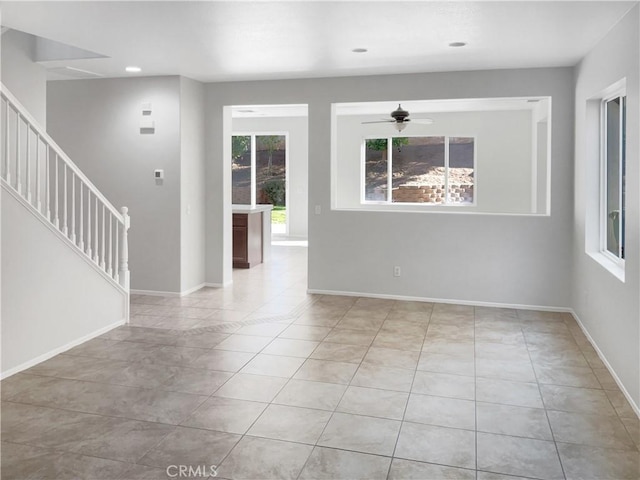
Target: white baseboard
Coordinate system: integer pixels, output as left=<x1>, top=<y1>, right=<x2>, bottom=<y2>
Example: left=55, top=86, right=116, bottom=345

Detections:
left=306, top=288, right=572, bottom=313
left=131, top=283, right=229, bottom=297
left=180, top=283, right=206, bottom=296
left=570, top=309, right=640, bottom=418
left=130, top=289, right=181, bottom=297
left=204, top=281, right=232, bottom=288
left=1, top=319, right=126, bottom=380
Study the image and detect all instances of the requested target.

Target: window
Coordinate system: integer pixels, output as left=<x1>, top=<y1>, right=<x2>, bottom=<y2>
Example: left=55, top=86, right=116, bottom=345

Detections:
left=601, top=93, right=626, bottom=264
left=231, top=134, right=287, bottom=208
left=363, top=136, right=475, bottom=205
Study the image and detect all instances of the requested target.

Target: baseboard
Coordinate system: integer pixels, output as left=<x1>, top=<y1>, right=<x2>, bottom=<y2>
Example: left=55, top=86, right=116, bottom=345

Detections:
left=1, top=319, right=126, bottom=380
left=130, top=289, right=181, bottom=297
left=204, top=281, right=232, bottom=288
left=131, top=282, right=228, bottom=297
left=570, top=309, right=640, bottom=418
left=306, top=288, right=572, bottom=313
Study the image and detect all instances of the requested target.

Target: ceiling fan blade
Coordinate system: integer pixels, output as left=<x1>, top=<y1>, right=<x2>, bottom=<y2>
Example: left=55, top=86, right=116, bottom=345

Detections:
left=362, top=120, right=395, bottom=124
left=411, top=118, right=434, bottom=124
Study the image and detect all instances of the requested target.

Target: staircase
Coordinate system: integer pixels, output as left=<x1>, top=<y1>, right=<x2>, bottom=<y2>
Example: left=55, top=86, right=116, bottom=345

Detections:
left=1, top=83, right=130, bottom=377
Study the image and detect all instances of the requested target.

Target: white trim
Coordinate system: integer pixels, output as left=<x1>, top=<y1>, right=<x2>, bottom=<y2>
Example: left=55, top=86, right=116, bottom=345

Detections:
left=130, top=289, right=181, bottom=297
left=0, top=319, right=126, bottom=380
left=570, top=309, right=640, bottom=418
left=307, top=288, right=572, bottom=312
left=180, top=283, right=207, bottom=296
left=333, top=206, right=550, bottom=217
left=204, top=281, right=232, bottom=288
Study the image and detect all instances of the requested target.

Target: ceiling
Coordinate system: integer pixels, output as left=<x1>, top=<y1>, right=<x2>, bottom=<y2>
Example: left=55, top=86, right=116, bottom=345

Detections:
left=0, top=1, right=636, bottom=83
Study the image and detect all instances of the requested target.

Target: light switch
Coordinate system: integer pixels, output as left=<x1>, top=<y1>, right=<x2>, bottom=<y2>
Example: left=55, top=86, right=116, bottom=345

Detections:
left=154, top=169, right=164, bottom=180
left=315, top=205, right=321, bottom=215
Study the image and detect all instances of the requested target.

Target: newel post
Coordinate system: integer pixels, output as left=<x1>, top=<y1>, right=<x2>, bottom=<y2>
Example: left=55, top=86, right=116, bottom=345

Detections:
left=119, top=206, right=130, bottom=290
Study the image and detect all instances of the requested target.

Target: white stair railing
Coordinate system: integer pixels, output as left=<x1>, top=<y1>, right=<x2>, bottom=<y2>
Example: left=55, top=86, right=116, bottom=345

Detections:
left=1, top=84, right=130, bottom=290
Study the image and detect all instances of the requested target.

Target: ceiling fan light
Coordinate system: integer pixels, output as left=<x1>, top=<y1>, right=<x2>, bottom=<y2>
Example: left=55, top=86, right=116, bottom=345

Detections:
left=395, top=122, right=407, bottom=132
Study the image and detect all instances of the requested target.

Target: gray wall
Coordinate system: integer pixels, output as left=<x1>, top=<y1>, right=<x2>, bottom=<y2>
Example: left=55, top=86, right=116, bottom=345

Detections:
left=180, top=77, right=206, bottom=292
left=573, top=6, right=639, bottom=409
left=47, top=77, right=183, bottom=293
left=232, top=115, right=309, bottom=238
left=205, top=68, right=574, bottom=309
left=1, top=29, right=47, bottom=126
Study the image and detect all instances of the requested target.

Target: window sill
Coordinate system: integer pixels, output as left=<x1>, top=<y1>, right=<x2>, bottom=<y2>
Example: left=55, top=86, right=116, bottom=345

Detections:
left=333, top=204, right=549, bottom=216
left=587, top=251, right=625, bottom=282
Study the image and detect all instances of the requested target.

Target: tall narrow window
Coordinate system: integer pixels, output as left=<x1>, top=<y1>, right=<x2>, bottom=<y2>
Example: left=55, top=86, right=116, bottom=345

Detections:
left=602, top=94, right=626, bottom=262
left=232, top=135, right=251, bottom=205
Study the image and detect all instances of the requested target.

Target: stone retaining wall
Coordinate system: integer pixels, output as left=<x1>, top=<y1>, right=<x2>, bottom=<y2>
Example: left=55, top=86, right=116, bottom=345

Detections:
left=392, top=184, right=474, bottom=204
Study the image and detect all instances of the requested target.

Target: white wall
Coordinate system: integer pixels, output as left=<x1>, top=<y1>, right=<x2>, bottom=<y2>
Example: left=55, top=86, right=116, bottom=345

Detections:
left=47, top=77, right=183, bottom=293
left=1, top=29, right=47, bottom=126
left=204, top=67, right=574, bottom=309
left=180, top=77, right=206, bottom=292
left=1, top=187, right=126, bottom=377
left=334, top=110, right=534, bottom=213
left=573, top=6, right=639, bottom=409
left=232, top=115, right=309, bottom=238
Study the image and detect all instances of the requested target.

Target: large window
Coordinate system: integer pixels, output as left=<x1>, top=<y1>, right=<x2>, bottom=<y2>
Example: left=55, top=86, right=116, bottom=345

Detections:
left=363, top=136, right=475, bottom=205
left=601, top=93, right=626, bottom=263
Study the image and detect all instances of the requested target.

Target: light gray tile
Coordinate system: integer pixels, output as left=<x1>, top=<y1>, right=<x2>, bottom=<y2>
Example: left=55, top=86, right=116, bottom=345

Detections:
left=476, top=377, right=544, bottom=409
left=240, top=354, right=305, bottom=378
left=139, top=426, right=240, bottom=469
left=294, top=359, right=358, bottom=384
left=318, top=412, right=401, bottom=456
left=476, top=402, right=552, bottom=440
left=181, top=396, right=268, bottom=434
left=477, top=432, right=564, bottom=480
left=362, top=347, right=420, bottom=370
left=412, top=371, right=475, bottom=400
left=190, top=349, right=255, bottom=372
left=310, top=342, right=368, bottom=363
left=395, top=421, right=476, bottom=469
left=388, top=458, right=475, bottom=480
left=273, top=379, right=347, bottom=411
left=262, top=338, right=320, bottom=357
left=533, top=364, right=601, bottom=388
left=337, top=386, right=409, bottom=420
left=405, top=393, right=476, bottom=430
left=299, top=447, right=391, bottom=480
left=547, top=410, right=636, bottom=450
left=213, top=373, right=287, bottom=402
left=557, top=442, right=640, bottom=480
left=540, top=384, right=617, bottom=416
left=350, top=364, right=414, bottom=392
left=214, top=334, right=273, bottom=353
left=248, top=404, right=331, bottom=444
left=218, top=436, right=313, bottom=480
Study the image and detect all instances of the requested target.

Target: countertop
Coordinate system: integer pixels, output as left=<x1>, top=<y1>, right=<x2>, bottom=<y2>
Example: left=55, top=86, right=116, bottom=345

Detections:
left=232, top=204, right=273, bottom=214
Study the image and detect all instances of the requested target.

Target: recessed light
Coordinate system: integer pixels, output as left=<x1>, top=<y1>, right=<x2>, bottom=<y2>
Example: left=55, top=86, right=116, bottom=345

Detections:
left=448, top=42, right=467, bottom=48
left=125, top=66, right=141, bottom=73
left=352, top=48, right=368, bottom=53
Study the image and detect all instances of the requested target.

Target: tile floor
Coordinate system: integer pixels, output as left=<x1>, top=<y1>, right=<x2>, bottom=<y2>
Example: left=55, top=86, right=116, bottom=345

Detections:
left=1, top=245, right=638, bottom=479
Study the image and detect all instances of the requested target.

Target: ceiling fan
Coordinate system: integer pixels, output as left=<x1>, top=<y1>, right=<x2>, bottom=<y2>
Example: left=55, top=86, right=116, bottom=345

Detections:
left=362, top=104, right=433, bottom=131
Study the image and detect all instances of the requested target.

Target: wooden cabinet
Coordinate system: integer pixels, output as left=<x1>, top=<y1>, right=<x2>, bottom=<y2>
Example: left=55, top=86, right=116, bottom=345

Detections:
left=233, top=212, right=263, bottom=268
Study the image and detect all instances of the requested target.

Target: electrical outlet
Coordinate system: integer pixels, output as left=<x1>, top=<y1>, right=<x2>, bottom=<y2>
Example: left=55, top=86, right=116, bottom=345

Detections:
left=394, top=266, right=401, bottom=277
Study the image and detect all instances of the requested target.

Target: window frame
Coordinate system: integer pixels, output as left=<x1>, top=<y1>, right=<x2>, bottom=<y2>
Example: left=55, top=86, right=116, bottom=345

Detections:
left=231, top=131, right=289, bottom=208
left=599, top=89, right=626, bottom=269
left=360, top=134, right=477, bottom=207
